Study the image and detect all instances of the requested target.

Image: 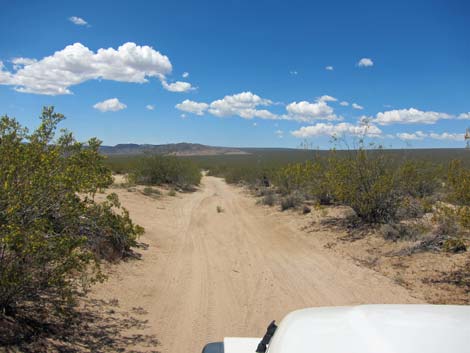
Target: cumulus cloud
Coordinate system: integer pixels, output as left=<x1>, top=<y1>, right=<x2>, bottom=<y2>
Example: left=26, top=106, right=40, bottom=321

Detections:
left=357, top=58, right=374, bottom=67
left=429, top=132, right=464, bottom=141
left=396, top=131, right=464, bottom=141
left=0, top=42, right=185, bottom=95
left=339, top=101, right=349, bottom=106
left=146, top=104, right=155, bottom=110
left=458, top=112, right=470, bottom=120
left=182, top=72, right=189, bottom=78
left=291, top=122, right=382, bottom=138
left=11, top=57, right=37, bottom=70
left=352, top=103, right=364, bottom=110
left=175, top=99, right=209, bottom=116
left=285, top=100, right=340, bottom=122
left=161, top=80, right=193, bottom=92
left=397, top=131, right=427, bottom=141
left=316, top=95, right=337, bottom=102
left=325, top=66, right=334, bottom=71
left=175, top=92, right=346, bottom=122
left=208, top=91, right=276, bottom=119
left=93, top=98, right=127, bottom=112
left=374, top=108, right=452, bottom=125
left=69, top=16, right=88, bottom=26
left=275, top=129, right=284, bottom=138
left=175, top=92, right=277, bottom=119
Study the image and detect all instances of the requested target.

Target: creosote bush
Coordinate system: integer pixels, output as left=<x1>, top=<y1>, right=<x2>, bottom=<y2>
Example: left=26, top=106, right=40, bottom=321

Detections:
left=0, top=107, right=143, bottom=317
left=209, top=146, right=453, bottom=225
left=129, top=155, right=201, bottom=190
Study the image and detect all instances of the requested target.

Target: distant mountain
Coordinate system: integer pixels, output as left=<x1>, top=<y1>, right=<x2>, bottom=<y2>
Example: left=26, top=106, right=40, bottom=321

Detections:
left=99, top=143, right=249, bottom=156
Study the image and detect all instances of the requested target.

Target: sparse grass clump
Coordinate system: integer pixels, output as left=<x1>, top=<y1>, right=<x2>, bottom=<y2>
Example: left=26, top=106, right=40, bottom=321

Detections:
left=380, top=222, right=424, bottom=242
left=280, top=192, right=303, bottom=211
left=142, top=186, right=161, bottom=197
left=216, top=205, right=224, bottom=213
left=262, top=193, right=276, bottom=206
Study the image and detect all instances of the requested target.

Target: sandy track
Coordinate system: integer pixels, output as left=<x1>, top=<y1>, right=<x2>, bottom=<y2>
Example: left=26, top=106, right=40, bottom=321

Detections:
left=91, top=176, right=420, bottom=353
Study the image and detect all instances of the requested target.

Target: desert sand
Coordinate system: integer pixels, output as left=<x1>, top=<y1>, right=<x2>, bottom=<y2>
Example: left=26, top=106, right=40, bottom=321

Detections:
left=91, top=175, right=420, bottom=353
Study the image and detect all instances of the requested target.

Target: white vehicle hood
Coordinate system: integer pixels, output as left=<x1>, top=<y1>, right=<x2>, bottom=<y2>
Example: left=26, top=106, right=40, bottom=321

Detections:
left=266, top=305, right=470, bottom=353
left=224, top=337, right=260, bottom=353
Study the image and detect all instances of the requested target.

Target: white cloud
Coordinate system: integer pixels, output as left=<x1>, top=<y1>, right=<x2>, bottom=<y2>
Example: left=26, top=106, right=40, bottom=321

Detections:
left=289, top=70, right=298, bottom=75
left=69, top=16, right=88, bottom=26
left=352, top=102, right=364, bottom=110
left=339, top=101, right=349, bottom=106
left=146, top=104, right=155, bottom=110
left=11, top=57, right=37, bottom=70
left=291, top=122, right=382, bottom=138
left=397, top=131, right=427, bottom=141
left=175, top=92, right=278, bottom=120
left=317, top=95, right=337, bottom=102
left=175, top=99, right=208, bottom=116
left=286, top=100, right=339, bottom=122
left=325, top=66, right=334, bottom=71
left=93, top=98, right=127, bottom=112
left=458, top=112, right=470, bottom=120
left=357, top=58, right=374, bottom=67
left=0, top=42, right=177, bottom=95
left=208, top=91, right=276, bottom=119
left=182, top=72, right=189, bottom=78
left=253, top=122, right=258, bottom=126
left=396, top=131, right=464, bottom=141
left=175, top=92, right=344, bottom=122
left=161, top=80, right=193, bottom=92
left=275, top=129, right=284, bottom=138
left=374, top=108, right=452, bottom=125
left=429, top=132, right=464, bottom=141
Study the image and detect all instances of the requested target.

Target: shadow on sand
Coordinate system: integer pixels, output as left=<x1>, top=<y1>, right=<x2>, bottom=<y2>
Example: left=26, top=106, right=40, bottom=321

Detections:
left=1, top=298, right=159, bottom=353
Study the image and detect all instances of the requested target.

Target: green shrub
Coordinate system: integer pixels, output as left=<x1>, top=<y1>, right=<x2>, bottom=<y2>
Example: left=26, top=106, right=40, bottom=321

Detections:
left=280, top=192, right=303, bottom=211
left=442, top=238, right=467, bottom=253
left=276, top=160, right=333, bottom=204
left=398, top=160, right=442, bottom=198
left=0, top=107, right=143, bottom=316
left=130, top=155, right=201, bottom=190
left=328, top=149, right=401, bottom=223
left=396, top=197, right=425, bottom=219
left=448, top=160, right=470, bottom=205
left=432, top=204, right=461, bottom=236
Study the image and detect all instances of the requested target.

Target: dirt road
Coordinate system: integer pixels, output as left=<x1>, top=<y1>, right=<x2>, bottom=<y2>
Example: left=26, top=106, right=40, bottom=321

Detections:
left=91, top=176, right=420, bottom=353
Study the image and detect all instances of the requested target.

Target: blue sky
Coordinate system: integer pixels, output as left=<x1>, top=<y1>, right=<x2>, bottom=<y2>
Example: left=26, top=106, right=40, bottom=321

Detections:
left=0, top=0, right=469, bottom=148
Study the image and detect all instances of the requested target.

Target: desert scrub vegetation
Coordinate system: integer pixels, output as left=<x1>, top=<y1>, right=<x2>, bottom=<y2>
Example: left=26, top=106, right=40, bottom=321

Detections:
left=142, top=186, right=162, bottom=197
left=129, top=154, right=201, bottom=191
left=204, top=143, right=468, bottom=226
left=0, top=108, right=143, bottom=333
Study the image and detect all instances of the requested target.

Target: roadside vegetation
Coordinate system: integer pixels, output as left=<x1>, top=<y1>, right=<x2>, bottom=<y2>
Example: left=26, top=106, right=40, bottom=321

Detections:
left=105, top=154, right=201, bottom=191
left=195, top=141, right=470, bottom=302
left=129, top=155, right=201, bottom=191
left=0, top=108, right=144, bottom=347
